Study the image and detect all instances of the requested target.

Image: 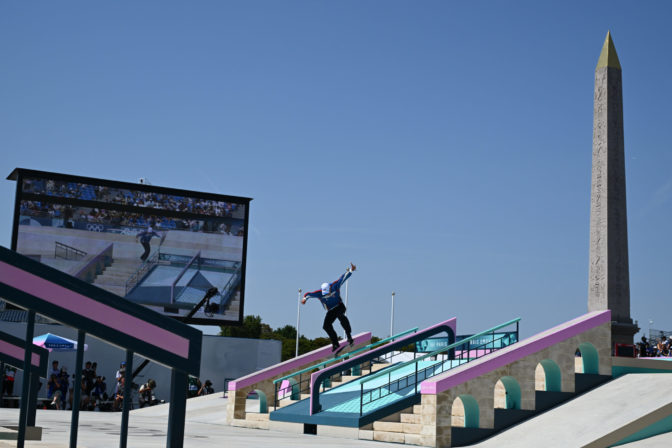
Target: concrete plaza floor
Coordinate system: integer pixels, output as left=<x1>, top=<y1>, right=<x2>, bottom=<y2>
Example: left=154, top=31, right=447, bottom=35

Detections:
left=0, top=394, right=399, bottom=448
left=1, top=390, right=670, bottom=447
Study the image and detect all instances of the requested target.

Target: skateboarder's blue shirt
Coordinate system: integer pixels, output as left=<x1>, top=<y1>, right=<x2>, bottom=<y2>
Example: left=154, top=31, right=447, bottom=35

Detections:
left=303, top=270, right=352, bottom=310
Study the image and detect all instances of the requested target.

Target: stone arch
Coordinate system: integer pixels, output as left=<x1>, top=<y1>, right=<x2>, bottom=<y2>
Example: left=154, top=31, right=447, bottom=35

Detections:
left=535, top=359, right=562, bottom=392
left=451, top=394, right=480, bottom=428
left=252, top=389, right=268, bottom=413
left=494, top=376, right=521, bottom=410
left=576, top=342, right=599, bottom=374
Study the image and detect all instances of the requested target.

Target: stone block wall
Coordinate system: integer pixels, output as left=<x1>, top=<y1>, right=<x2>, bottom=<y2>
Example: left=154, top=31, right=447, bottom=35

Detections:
left=419, top=321, right=611, bottom=447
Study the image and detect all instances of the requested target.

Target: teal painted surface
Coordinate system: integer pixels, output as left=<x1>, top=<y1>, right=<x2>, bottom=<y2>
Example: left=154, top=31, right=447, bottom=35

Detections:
left=579, top=342, right=599, bottom=374
left=254, top=389, right=268, bottom=413
left=610, top=414, right=672, bottom=446
left=289, top=378, right=300, bottom=400
left=612, top=366, right=672, bottom=378
left=459, top=394, right=480, bottom=428
left=540, top=359, right=562, bottom=391
left=500, top=376, right=521, bottom=409
left=326, top=359, right=468, bottom=414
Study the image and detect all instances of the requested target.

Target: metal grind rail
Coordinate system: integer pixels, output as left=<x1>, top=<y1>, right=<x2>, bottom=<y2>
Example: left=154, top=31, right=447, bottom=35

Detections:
left=55, top=241, right=87, bottom=260
left=273, top=327, right=419, bottom=409
left=124, top=250, right=160, bottom=295
left=359, top=317, right=520, bottom=416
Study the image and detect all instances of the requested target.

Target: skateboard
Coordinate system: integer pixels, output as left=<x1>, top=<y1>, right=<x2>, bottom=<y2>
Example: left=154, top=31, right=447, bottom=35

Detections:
left=333, top=342, right=354, bottom=359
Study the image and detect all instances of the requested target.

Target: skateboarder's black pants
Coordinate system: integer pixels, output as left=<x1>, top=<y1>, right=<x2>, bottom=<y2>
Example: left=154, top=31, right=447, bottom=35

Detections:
left=140, top=241, right=151, bottom=261
left=323, top=302, right=352, bottom=348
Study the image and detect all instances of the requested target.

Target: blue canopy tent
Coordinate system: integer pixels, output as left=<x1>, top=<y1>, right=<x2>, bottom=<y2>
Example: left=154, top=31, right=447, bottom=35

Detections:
left=33, top=333, right=88, bottom=352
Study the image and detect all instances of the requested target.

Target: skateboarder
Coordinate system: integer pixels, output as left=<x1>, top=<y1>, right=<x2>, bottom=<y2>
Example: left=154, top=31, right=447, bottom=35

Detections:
left=135, top=226, right=162, bottom=261
left=302, top=263, right=356, bottom=353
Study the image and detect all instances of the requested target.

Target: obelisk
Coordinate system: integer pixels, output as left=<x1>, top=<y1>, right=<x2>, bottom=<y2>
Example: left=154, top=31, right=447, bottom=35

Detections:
left=588, top=31, right=639, bottom=347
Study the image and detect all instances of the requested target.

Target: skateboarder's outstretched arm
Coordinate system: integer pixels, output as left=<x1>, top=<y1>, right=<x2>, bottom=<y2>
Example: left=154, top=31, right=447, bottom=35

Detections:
left=301, top=263, right=356, bottom=305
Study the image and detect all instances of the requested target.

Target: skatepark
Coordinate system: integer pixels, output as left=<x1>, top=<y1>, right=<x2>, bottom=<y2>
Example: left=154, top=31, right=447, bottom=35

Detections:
left=1, top=23, right=671, bottom=448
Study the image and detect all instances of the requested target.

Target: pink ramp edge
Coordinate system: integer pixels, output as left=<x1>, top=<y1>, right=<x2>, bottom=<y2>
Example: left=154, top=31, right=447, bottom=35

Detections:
left=0, top=262, right=190, bottom=359
left=309, top=317, right=457, bottom=415
left=420, top=310, right=611, bottom=395
left=228, top=332, right=372, bottom=391
left=0, top=340, right=41, bottom=367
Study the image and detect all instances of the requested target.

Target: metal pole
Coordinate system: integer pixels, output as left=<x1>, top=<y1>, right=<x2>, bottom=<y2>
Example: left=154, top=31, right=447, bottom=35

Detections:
left=119, top=350, right=133, bottom=448
left=390, top=292, right=395, bottom=338
left=17, top=310, right=35, bottom=448
left=70, top=330, right=86, bottom=448
left=296, top=289, right=302, bottom=358
left=167, top=368, right=188, bottom=448
left=0, top=361, right=4, bottom=408
left=343, top=273, right=350, bottom=339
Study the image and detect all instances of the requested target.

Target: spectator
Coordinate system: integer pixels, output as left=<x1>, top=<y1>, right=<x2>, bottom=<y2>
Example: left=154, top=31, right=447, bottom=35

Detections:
left=138, top=379, right=157, bottom=408
left=113, top=377, right=125, bottom=411
left=2, top=367, right=16, bottom=395
left=637, top=336, right=651, bottom=357
left=90, top=376, right=108, bottom=410
left=58, top=367, right=69, bottom=409
left=656, top=337, right=668, bottom=357
left=198, top=380, right=214, bottom=396
left=47, top=375, right=62, bottom=410
left=50, top=360, right=60, bottom=378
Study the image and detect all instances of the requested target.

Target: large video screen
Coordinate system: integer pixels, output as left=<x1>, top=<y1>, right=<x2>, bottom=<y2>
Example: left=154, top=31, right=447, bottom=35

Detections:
left=9, top=169, right=250, bottom=325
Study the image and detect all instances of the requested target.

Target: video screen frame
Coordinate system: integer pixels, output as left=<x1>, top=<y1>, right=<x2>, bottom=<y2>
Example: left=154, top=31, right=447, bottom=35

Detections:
left=8, top=168, right=251, bottom=326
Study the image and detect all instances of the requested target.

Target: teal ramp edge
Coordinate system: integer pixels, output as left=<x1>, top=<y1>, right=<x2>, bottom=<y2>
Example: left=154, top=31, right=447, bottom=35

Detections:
left=611, top=414, right=672, bottom=447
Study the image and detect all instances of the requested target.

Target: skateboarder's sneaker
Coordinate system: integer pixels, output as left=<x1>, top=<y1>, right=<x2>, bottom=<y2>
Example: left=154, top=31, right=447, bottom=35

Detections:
left=347, top=336, right=354, bottom=346
left=333, top=344, right=347, bottom=358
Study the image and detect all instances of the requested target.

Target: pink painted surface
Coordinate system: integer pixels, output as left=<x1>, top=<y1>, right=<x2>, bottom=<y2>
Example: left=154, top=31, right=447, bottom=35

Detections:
left=454, top=349, right=495, bottom=358
left=421, top=310, right=611, bottom=395
left=0, top=261, right=190, bottom=358
left=0, top=340, right=41, bottom=367
left=227, top=332, right=371, bottom=391
left=309, top=317, right=457, bottom=415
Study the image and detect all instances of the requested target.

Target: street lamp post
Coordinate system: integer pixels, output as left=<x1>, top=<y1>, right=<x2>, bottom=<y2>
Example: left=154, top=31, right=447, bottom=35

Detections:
left=296, top=289, right=302, bottom=358
left=343, top=272, right=350, bottom=339
left=390, top=292, right=396, bottom=338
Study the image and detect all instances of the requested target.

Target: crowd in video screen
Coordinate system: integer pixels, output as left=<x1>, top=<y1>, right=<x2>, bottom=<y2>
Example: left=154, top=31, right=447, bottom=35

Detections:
left=22, top=177, right=243, bottom=219
left=19, top=201, right=244, bottom=236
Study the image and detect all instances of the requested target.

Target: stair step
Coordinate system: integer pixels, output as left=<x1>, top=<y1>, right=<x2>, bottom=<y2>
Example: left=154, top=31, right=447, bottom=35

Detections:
left=246, top=413, right=269, bottom=421
left=373, top=431, right=405, bottom=444
left=372, top=421, right=421, bottom=434
left=400, top=413, right=421, bottom=424
left=413, top=405, right=422, bottom=414
left=340, top=375, right=359, bottom=382
left=371, top=363, right=389, bottom=372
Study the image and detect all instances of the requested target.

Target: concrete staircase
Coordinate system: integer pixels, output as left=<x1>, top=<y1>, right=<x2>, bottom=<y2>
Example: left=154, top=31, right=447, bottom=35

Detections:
left=365, top=404, right=424, bottom=445
left=92, top=258, right=145, bottom=297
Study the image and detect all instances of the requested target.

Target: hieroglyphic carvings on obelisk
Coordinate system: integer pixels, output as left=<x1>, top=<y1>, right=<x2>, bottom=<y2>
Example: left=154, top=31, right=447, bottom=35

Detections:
left=588, top=32, right=639, bottom=346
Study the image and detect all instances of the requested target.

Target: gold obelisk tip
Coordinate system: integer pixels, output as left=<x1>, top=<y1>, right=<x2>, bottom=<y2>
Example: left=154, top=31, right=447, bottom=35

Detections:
left=596, top=31, right=621, bottom=70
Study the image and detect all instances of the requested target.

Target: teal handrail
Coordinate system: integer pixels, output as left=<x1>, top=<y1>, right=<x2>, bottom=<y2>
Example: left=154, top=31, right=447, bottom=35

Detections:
left=273, top=327, right=419, bottom=385
left=362, top=317, right=521, bottom=387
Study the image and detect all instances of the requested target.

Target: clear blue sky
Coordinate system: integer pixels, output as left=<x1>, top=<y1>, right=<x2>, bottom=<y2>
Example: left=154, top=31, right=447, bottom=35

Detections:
left=1, top=1, right=670, bottom=342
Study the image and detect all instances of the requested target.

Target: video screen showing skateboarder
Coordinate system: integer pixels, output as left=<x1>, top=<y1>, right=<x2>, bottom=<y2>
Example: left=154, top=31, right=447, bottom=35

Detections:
left=302, top=263, right=356, bottom=353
